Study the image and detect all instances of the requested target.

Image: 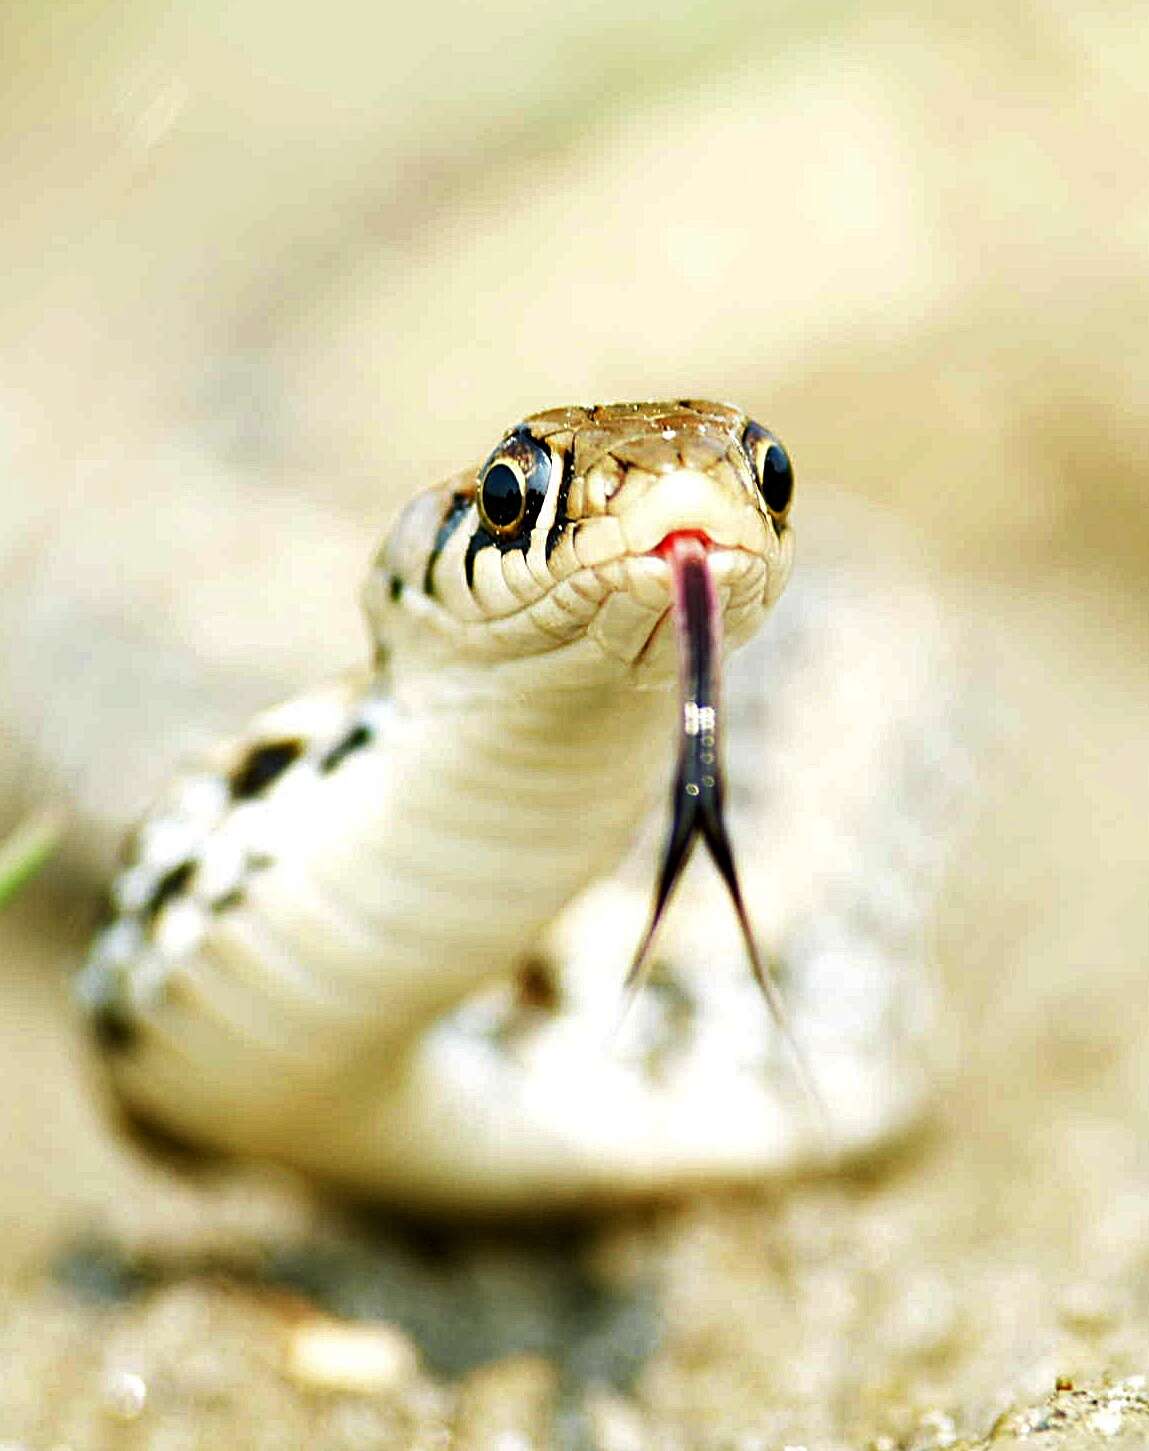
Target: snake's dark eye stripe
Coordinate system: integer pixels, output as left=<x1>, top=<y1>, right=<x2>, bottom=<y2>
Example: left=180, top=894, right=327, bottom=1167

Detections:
left=143, top=859, right=196, bottom=921
left=423, top=490, right=473, bottom=596
left=742, top=420, right=794, bottom=523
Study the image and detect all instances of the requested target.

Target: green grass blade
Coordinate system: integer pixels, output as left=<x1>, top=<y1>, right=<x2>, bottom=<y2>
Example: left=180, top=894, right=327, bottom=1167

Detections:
left=0, top=807, right=65, bottom=909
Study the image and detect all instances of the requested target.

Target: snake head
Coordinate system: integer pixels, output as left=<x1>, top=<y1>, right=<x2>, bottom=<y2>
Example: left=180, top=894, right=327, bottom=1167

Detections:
left=367, top=401, right=805, bottom=1052
left=367, top=400, right=794, bottom=685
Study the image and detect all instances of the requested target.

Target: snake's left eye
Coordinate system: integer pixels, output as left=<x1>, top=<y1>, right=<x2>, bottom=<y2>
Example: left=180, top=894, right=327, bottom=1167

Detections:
left=742, top=421, right=794, bottom=523
left=478, top=461, right=527, bottom=534
left=476, top=431, right=550, bottom=539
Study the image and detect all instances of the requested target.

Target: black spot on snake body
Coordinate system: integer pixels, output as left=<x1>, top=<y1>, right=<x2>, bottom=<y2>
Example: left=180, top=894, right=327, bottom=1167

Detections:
left=320, top=722, right=374, bottom=774
left=91, top=1001, right=138, bottom=1054
left=211, top=887, right=245, bottom=913
left=229, top=739, right=304, bottom=800
left=92, top=888, right=118, bottom=932
left=143, top=859, right=195, bottom=921
left=515, top=956, right=561, bottom=1012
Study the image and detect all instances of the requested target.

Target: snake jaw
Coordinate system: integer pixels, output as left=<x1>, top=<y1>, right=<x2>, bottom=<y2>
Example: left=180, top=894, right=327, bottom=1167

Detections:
left=581, top=463, right=782, bottom=674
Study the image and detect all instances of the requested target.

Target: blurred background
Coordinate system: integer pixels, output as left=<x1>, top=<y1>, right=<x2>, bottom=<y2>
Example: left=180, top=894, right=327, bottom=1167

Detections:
left=0, top=2, right=1147, bottom=1447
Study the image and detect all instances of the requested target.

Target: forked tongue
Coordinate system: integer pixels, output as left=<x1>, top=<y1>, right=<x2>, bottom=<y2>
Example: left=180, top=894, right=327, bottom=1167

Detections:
left=623, top=532, right=827, bottom=1126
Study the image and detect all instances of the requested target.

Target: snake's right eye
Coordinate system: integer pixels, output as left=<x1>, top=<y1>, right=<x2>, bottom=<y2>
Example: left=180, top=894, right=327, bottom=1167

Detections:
left=742, top=420, right=794, bottom=524
left=478, top=460, right=527, bottom=535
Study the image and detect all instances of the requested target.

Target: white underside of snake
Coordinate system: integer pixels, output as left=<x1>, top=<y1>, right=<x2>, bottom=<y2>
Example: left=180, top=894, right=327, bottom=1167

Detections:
left=78, top=401, right=963, bottom=1213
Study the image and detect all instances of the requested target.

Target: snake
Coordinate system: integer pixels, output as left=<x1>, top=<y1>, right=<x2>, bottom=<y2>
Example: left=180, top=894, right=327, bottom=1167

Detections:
left=77, top=400, right=960, bottom=1213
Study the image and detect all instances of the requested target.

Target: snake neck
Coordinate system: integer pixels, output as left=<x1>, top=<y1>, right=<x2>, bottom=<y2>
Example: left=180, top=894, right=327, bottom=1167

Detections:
left=294, top=667, right=676, bottom=1047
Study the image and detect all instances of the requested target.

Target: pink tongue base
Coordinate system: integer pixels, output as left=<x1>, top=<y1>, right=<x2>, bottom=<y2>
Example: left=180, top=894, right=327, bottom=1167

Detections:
left=623, top=535, right=827, bottom=1126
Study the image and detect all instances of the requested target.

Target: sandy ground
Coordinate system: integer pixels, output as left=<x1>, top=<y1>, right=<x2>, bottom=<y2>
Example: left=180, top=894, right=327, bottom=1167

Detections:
left=1, top=525, right=1145, bottom=1450
left=1, top=1, right=1148, bottom=1446
left=0, top=565, right=1147, bottom=1448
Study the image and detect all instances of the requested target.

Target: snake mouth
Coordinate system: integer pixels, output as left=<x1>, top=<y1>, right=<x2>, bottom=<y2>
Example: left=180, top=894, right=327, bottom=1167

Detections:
left=649, top=527, right=715, bottom=558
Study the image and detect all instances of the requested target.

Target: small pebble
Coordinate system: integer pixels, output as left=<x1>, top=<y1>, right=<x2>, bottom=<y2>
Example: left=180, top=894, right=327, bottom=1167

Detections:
left=101, top=1368, right=148, bottom=1421
left=284, top=1318, right=418, bottom=1395
left=915, top=1408, right=957, bottom=1446
left=1087, top=1404, right=1124, bottom=1437
left=453, top=1355, right=556, bottom=1446
left=586, top=1391, right=647, bottom=1451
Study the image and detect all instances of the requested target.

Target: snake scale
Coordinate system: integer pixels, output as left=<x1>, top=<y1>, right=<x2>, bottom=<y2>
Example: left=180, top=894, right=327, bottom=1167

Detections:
left=77, top=401, right=962, bottom=1213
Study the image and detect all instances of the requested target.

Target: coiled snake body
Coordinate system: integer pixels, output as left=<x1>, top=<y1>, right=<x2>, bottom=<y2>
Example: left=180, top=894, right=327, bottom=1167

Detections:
left=79, top=402, right=957, bottom=1212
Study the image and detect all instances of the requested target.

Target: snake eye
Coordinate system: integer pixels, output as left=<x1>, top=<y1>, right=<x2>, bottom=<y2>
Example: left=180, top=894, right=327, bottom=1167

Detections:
left=478, top=460, right=527, bottom=534
left=475, top=430, right=550, bottom=541
left=742, top=421, right=794, bottom=522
